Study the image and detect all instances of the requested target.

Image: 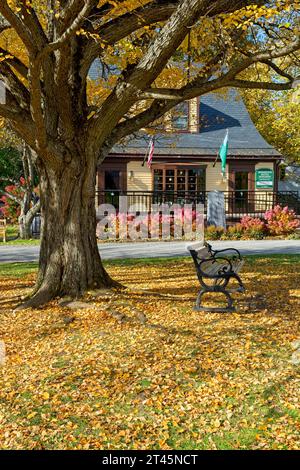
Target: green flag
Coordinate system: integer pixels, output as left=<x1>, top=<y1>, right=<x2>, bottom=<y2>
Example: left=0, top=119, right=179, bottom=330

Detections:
left=219, top=129, right=229, bottom=177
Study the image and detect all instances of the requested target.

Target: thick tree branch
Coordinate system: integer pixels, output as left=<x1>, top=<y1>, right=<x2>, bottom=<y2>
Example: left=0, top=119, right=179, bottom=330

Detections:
left=260, top=59, right=294, bottom=81
left=0, top=47, right=28, bottom=79
left=88, top=0, right=214, bottom=149
left=106, top=34, right=300, bottom=148
left=97, top=2, right=176, bottom=45
left=26, top=198, right=41, bottom=219
left=0, top=17, right=10, bottom=34
left=17, top=1, right=48, bottom=49
left=226, top=78, right=297, bottom=91
left=82, top=0, right=267, bottom=79
left=139, top=34, right=300, bottom=100
left=43, top=0, right=96, bottom=55
left=0, top=61, right=30, bottom=108
left=0, top=2, right=36, bottom=52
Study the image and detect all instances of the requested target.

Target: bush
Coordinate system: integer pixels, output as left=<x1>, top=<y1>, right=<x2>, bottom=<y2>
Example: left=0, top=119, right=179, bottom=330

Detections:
left=0, top=184, right=22, bottom=223
left=264, top=205, right=300, bottom=235
left=205, top=225, right=225, bottom=240
left=287, top=232, right=300, bottom=240
left=244, top=227, right=266, bottom=240
left=96, top=208, right=204, bottom=240
left=240, top=215, right=266, bottom=239
left=226, top=223, right=244, bottom=240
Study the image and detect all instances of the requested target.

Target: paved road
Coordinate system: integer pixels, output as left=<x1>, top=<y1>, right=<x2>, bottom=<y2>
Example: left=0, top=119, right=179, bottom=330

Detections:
left=0, top=240, right=300, bottom=264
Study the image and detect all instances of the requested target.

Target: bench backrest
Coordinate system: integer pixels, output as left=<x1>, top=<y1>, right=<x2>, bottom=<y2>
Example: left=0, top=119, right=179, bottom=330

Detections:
left=187, top=242, right=211, bottom=260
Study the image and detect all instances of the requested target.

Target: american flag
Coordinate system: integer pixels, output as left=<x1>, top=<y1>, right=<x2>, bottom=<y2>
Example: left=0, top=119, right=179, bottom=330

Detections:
left=147, top=137, right=154, bottom=168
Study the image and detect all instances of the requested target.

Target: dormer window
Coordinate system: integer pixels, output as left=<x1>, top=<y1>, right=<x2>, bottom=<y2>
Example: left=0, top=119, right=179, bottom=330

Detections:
left=171, top=102, right=189, bottom=130
left=167, top=98, right=199, bottom=132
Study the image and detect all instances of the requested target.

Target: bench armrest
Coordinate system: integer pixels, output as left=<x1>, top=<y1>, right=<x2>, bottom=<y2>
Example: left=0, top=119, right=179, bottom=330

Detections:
left=198, top=256, right=233, bottom=278
left=208, top=247, right=242, bottom=260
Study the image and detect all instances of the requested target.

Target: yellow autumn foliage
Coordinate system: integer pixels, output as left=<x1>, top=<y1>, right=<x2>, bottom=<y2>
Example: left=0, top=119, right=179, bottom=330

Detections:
left=0, top=256, right=299, bottom=450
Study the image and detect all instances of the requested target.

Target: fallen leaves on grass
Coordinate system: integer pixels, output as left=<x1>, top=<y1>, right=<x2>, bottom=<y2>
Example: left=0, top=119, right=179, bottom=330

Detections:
left=0, top=257, right=299, bottom=450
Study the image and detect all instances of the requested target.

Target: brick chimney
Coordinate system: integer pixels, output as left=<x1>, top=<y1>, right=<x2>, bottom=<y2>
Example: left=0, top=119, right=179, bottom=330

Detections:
left=188, top=97, right=199, bottom=133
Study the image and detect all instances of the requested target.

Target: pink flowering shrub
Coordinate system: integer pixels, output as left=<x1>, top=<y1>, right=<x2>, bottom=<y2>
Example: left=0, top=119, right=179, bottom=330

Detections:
left=96, top=207, right=203, bottom=240
left=264, top=205, right=300, bottom=235
left=240, top=215, right=266, bottom=231
left=240, top=216, right=266, bottom=239
left=0, top=178, right=26, bottom=223
left=0, top=177, right=39, bottom=223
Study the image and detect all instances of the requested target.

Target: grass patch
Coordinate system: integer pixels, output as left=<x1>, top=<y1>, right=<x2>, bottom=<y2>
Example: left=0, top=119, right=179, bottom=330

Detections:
left=0, top=262, right=38, bottom=277
left=0, top=255, right=299, bottom=450
left=0, top=225, right=40, bottom=245
left=0, top=254, right=300, bottom=276
left=0, top=238, right=40, bottom=245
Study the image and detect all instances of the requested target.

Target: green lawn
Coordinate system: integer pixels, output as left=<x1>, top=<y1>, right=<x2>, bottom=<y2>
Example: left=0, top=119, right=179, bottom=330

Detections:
left=1, top=254, right=300, bottom=277
left=0, top=225, right=40, bottom=245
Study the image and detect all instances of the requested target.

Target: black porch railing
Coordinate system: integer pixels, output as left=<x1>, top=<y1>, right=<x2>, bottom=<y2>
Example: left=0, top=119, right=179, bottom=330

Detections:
left=28, top=190, right=300, bottom=238
left=96, top=190, right=300, bottom=221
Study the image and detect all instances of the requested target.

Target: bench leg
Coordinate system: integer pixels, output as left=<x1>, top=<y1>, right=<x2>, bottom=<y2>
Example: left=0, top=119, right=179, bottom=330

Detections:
left=195, top=288, right=235, bottom=313
left=232, top=273, right=245, bottom=293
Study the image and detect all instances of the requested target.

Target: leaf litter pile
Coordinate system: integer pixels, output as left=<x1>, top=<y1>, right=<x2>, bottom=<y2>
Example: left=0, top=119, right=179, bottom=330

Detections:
left=0, top=256, right=299, bottom=450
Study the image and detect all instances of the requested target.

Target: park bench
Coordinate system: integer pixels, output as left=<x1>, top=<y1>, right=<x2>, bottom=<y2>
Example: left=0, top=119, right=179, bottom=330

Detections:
left=187, top=241, right=245, bottom=312
left=0, top=219, right=6, bottom=243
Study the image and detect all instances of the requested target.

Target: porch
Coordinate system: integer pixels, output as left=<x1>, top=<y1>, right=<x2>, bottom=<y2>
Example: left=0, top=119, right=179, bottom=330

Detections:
left=96, top=190, right=300, bottom=221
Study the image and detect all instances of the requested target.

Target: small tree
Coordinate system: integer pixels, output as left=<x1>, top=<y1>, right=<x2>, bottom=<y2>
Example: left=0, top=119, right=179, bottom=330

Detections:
left=0, top=143, right=40, bottom=239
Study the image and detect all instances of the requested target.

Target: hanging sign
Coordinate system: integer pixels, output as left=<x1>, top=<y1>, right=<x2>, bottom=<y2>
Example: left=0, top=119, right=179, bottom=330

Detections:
left=255, top=168, right=274, bottom=189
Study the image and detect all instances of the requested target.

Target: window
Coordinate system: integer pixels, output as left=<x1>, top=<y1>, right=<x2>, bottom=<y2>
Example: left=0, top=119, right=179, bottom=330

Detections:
left=171, top=102, right=189, bottom=130
left=153, top=167, right=206, bottom=193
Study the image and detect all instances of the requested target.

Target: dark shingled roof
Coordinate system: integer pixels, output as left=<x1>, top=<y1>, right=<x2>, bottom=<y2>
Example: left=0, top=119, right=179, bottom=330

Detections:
left=112, top=90, right=281, bottom=157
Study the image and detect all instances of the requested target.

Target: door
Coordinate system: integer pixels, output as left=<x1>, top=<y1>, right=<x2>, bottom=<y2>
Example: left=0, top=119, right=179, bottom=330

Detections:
left=97, top=162, right=127, bottom=207
left=105, top=170, right=120, bottom=190
left=235, top=171, right=249, bottom=210
left=229, top=164, right=255, bottom=215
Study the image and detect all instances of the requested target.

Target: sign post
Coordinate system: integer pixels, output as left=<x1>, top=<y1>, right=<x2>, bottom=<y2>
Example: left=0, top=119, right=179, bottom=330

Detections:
left=207, top=191, right=226, bottom=229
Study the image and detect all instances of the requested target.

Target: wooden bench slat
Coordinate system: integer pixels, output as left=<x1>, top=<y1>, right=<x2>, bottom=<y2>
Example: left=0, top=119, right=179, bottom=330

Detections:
left=201, top=261, right=229, bottom=276
left=195, top=247, right=211, bottom=259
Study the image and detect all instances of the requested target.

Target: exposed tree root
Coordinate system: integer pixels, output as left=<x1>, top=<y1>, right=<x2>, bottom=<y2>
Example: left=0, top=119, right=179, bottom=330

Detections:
left=14, top=277, right=123, bottom=310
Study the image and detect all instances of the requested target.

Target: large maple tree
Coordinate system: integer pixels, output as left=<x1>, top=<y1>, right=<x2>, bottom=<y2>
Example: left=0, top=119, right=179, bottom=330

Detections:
left=0, top=0, right=299, bottom=306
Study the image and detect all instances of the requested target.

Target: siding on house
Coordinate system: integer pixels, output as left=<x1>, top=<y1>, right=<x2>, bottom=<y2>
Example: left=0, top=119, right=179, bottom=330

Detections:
left=126, top=160, right=229, bottom=192
left=127, top=161, right=152, bottom=191
left=206, top=162, right=228, bottom=192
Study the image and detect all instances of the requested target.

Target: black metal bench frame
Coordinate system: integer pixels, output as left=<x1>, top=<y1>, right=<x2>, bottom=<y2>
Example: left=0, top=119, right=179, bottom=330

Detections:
left=188, top=241, right=245, bottom=313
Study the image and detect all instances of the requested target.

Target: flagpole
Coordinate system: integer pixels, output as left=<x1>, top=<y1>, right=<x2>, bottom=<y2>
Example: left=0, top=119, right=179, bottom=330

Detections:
left=141, top=137, right=152, bottom=167
left=212, top=153, right=218, bottom=168
left=141, top=154, right=147, bottom=167
left=141, top=146, right=149, bottom=167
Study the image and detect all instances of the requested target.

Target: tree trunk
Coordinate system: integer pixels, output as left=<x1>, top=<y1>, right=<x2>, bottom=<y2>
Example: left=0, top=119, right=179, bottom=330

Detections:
left=19, top=213, right=33, bottom=239
left=18, top=200, right=40, bottom=240
left=24, top=158, right=117, bottom=308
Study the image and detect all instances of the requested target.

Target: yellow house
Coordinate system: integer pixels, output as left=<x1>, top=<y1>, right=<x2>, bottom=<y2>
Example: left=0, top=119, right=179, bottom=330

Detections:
left=97, top=90, right=288, bottom=218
